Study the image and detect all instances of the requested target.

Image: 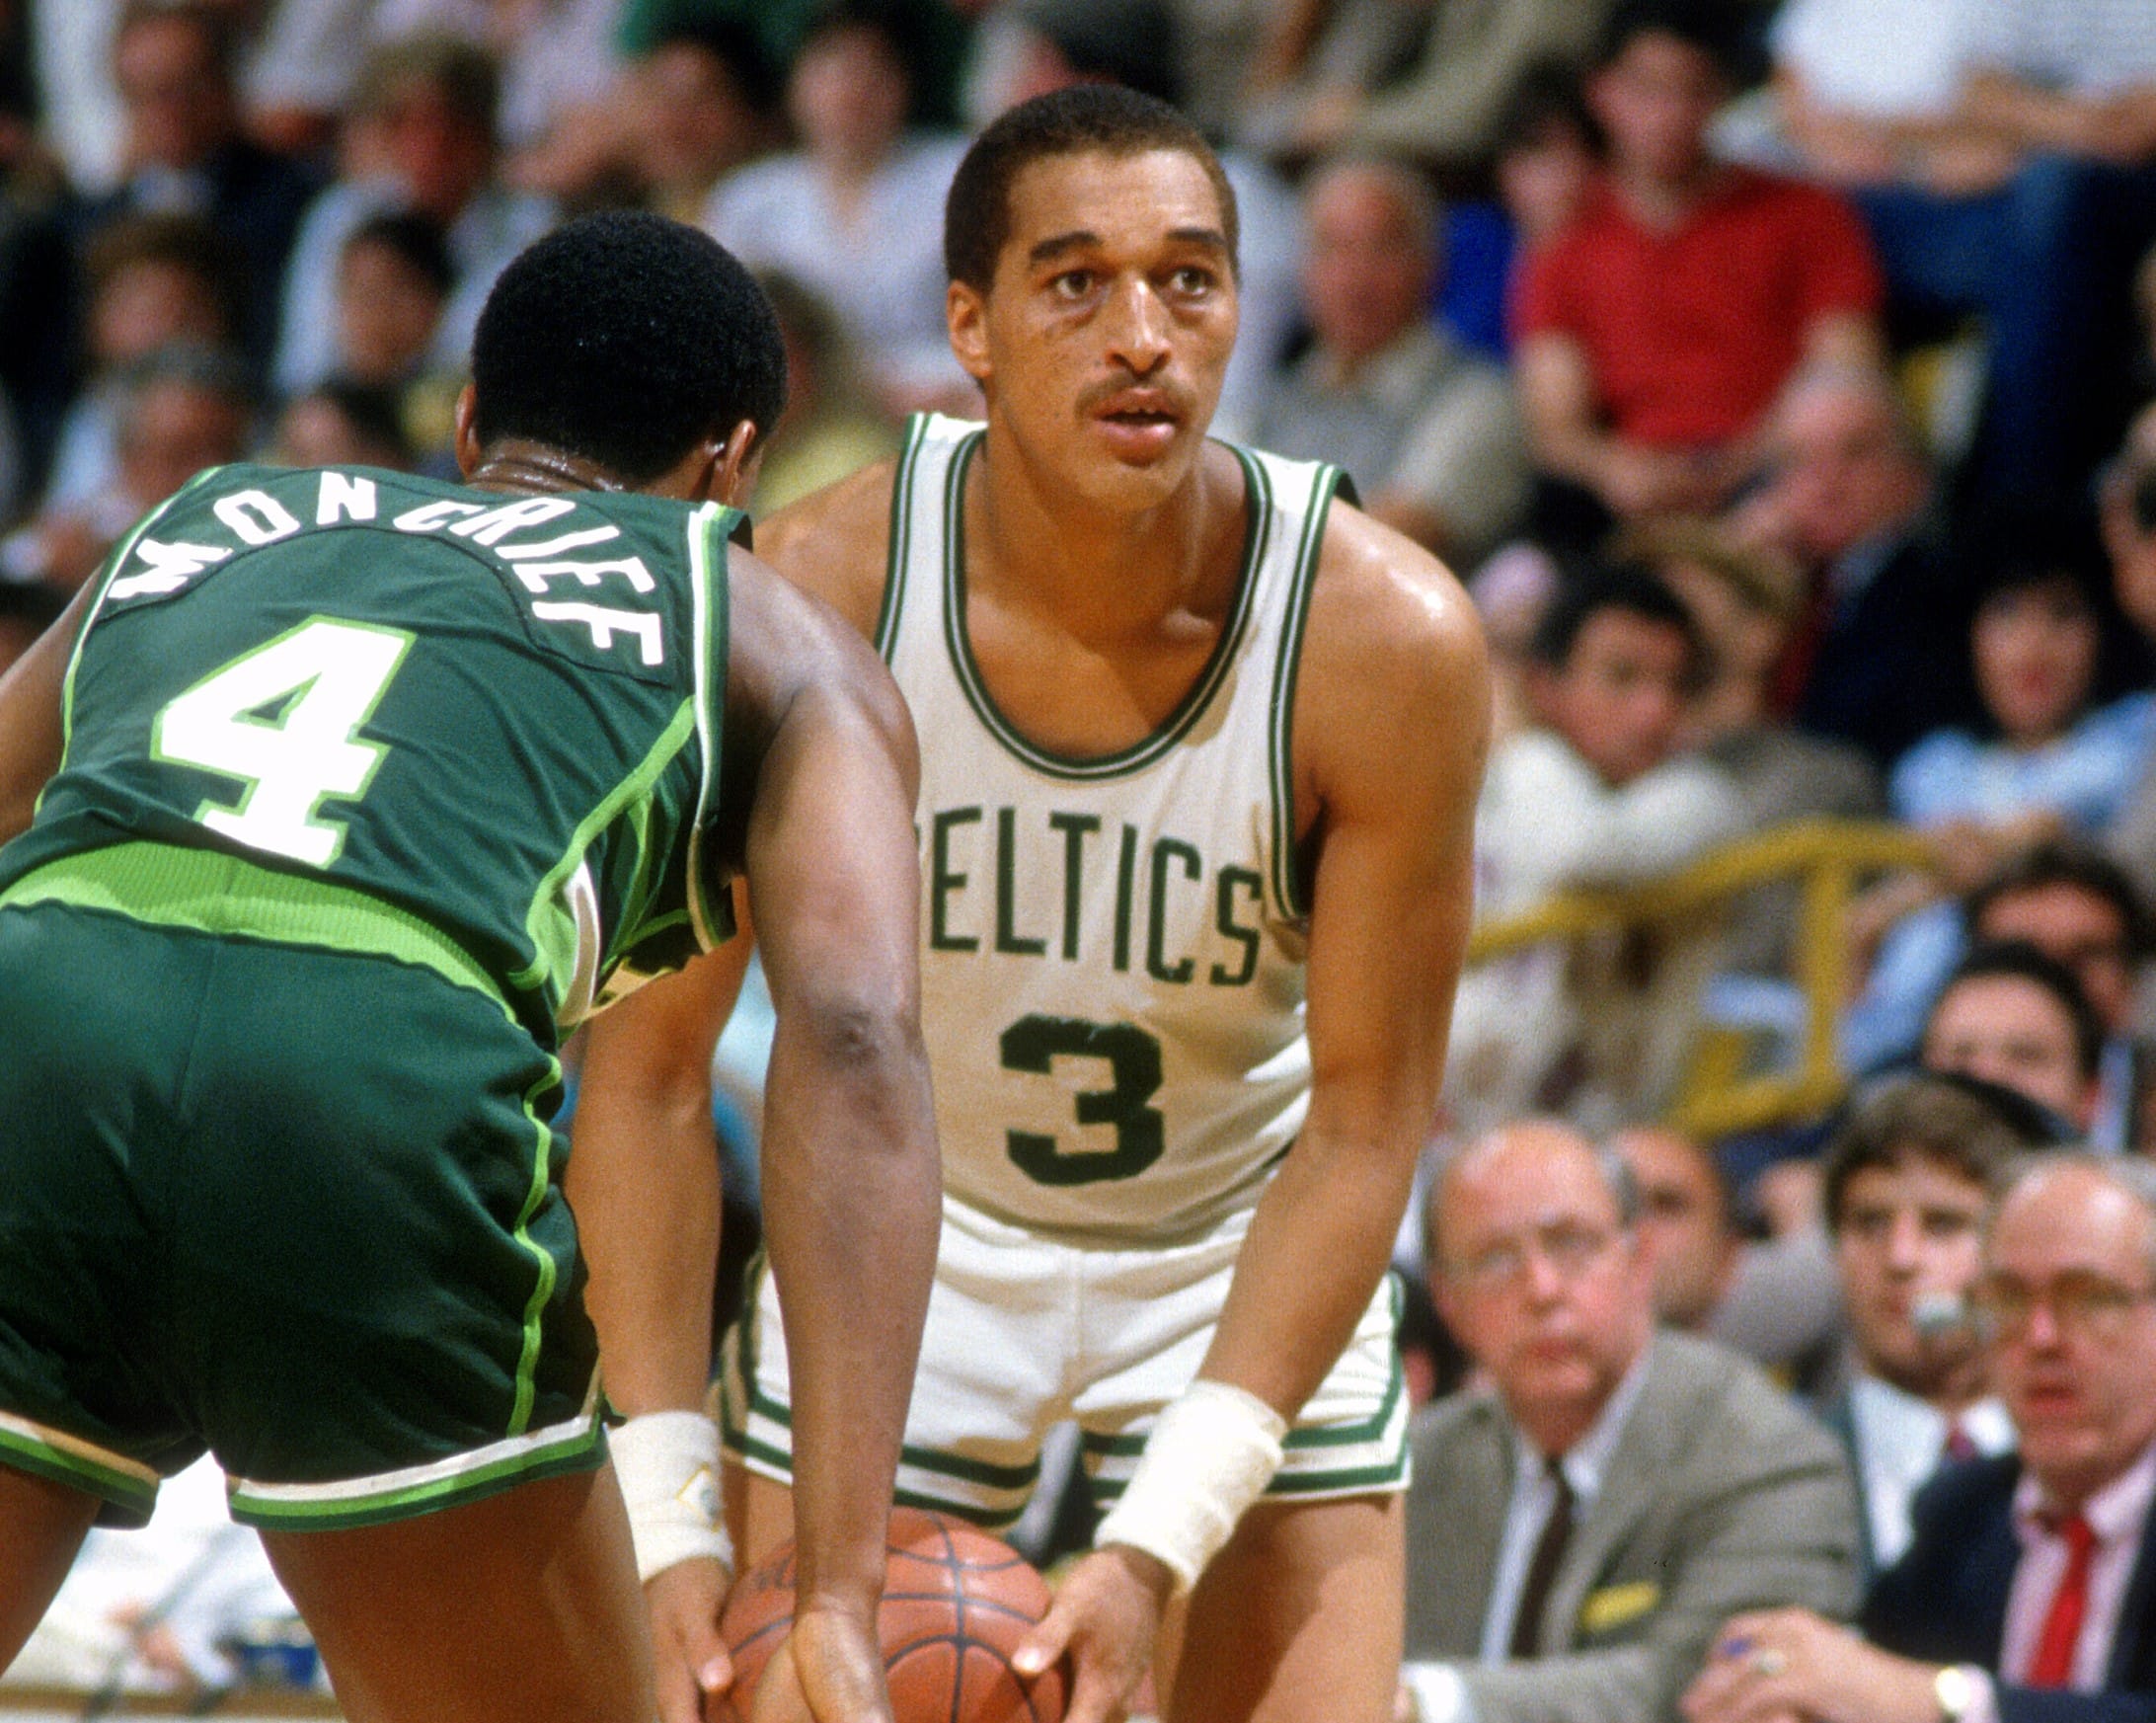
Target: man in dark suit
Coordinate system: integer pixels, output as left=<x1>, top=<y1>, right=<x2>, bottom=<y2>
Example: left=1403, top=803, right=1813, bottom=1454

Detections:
left=1399, top=1121, right=1860, bottom=1723
left=1683, top=1154, right=2156, bottom=1723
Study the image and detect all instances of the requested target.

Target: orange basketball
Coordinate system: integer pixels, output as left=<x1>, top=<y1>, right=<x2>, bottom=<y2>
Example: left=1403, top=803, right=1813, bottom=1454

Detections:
left=718, top=1508, right=1066, bottom=1723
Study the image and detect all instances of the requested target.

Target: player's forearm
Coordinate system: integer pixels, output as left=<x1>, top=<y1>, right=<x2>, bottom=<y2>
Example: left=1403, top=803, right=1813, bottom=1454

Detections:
left=1198, top=1119, right=1423, bottom=1420
left=0, top=582, right=88, bottom=845
left=566, top=1060, right=723, bottom=1414
left=759, top=996, right=939, bottom=1613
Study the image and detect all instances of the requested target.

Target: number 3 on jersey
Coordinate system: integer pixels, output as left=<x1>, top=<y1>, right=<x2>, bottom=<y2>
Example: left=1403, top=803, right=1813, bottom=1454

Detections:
left=151, top=616, right=412, bottom=868
left=1000, top=1013, right=1165, bottom=1185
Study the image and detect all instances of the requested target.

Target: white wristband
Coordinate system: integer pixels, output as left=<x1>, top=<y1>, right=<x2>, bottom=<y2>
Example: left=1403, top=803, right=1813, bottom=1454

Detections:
left=1093, top=1380, right=1288, bottom=1595
left=610, top=1411, right=733, bottom=1583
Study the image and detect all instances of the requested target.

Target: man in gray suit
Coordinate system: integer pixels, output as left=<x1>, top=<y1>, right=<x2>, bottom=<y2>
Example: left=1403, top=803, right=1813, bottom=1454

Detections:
left=1399, top=1122, right=1861, bottom=1723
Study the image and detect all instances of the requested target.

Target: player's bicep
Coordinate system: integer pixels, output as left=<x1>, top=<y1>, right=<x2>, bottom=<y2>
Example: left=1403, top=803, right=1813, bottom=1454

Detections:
left=1301, top=567, right=1491, bottom=1139
left=742, top=659, right=922, bottom=1041
left=0, top=583, right=93, bottom=843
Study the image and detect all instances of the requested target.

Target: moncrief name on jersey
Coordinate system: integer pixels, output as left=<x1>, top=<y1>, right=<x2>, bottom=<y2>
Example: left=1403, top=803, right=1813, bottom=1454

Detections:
left=924, top=803, right=1267, bottom=988
left=103, top=472, right=671, bottom=670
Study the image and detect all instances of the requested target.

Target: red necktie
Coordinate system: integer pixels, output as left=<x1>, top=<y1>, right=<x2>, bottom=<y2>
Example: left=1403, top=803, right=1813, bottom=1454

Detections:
left=1943, top=1421, right=1978, bottom=1464
left=2026, top=1514, right=2098, bottom=1688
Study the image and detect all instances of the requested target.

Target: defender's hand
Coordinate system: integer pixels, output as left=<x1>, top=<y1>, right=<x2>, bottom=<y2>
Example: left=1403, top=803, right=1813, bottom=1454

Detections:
left=647, top=1556, right=734, bottom=1723
left=750, top=1605, right=892, bottom=1723
left=1014, top=1544, right=1171, bottom=1723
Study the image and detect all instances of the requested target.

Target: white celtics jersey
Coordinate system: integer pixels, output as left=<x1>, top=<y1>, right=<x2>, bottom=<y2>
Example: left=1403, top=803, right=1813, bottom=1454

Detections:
left=880, top=414, right=1345, bottom=1244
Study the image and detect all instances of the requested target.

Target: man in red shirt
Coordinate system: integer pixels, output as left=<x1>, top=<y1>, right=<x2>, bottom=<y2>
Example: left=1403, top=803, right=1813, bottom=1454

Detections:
left=1513, top=0, right=1885, bottom=536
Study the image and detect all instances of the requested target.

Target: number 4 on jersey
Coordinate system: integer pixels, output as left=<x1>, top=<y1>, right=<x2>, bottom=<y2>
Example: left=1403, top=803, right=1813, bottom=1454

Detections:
left=152, top=616, right=412, bottom=868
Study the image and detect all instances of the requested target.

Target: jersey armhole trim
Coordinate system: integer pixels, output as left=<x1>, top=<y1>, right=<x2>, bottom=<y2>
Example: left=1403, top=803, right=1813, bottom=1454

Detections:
left=876, top=414, right=931, bottom=663
left=1267, top=462, right=1344, bottom=922
left=685, top=502, right=735, bottom=953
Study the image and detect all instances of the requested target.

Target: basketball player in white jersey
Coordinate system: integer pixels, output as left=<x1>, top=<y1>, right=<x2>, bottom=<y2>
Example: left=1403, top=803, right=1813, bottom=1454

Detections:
left=571, top=87, right=1489, bottom=1723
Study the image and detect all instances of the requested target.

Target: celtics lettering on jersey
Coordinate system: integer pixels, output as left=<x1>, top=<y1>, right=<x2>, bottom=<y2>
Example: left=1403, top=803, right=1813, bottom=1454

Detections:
left=15, top=464, right=739, bottom=1046
left=887, top=415, right=1337, bottom=1243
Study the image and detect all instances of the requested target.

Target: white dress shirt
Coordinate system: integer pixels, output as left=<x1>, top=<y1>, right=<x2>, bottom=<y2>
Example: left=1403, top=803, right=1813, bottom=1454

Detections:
left=2001, top=1438, right=2156, bottom=1689
left=1847, top=1374, right=2015, bottom=1571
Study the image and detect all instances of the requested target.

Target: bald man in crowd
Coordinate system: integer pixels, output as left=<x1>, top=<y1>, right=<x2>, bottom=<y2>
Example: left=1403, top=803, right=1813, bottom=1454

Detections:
left=1399, top=1122, right=1858, bottom=1723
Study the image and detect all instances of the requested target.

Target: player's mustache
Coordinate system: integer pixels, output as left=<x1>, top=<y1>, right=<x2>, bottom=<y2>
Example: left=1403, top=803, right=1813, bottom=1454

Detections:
left=1078, top=376, right=1195, bottom=419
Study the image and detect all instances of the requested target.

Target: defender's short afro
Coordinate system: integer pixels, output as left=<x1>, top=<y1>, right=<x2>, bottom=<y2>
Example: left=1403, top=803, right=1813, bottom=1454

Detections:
left=471, top=211, right=787, bottom=486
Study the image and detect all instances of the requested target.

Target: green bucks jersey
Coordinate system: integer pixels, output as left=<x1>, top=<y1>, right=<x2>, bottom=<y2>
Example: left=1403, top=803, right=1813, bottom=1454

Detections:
left=3, top=463, right=741, bottom=1045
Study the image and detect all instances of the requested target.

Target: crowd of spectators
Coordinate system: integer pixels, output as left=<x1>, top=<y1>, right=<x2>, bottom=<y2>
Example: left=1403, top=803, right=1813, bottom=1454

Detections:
left=9, top=0, right=2156, bottom=1718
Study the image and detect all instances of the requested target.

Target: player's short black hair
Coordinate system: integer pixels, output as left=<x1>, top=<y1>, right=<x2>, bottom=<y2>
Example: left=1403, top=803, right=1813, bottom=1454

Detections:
left=945, top=85, right=1238, bottom=293
left=471, top=211, right=786, bottom=487
left=1529, top=560, right=1702, bottom=677
left=1930, top=939, right=2107, bottom=1084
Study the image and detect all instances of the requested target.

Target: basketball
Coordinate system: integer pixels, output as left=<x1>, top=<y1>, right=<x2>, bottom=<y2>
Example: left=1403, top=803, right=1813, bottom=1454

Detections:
left=717, top=1508, right=1066, bottom=1722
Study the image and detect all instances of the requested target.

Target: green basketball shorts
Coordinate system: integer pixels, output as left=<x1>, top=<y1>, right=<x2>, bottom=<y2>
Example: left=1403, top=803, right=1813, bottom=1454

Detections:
left=0, top=844, right=604, bottom=1530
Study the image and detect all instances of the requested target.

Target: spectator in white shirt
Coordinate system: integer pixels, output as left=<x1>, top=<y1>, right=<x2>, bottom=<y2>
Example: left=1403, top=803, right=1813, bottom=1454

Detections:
left=1447, top=564, right=1748, bottom=1129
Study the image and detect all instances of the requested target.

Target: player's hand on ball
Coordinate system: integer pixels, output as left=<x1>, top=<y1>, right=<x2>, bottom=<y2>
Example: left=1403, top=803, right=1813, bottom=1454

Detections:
left=754, top=1605, right=893, bottom=1723
left=646, top=1555, right=735, bottom=1723
left=1014, top=1544, right=1171, bottom=1723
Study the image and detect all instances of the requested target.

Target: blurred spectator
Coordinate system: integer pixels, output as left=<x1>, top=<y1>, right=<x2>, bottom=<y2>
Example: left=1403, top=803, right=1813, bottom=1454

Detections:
left=1447, top=565, right=1748, bottom=1127
left=965, top=0, right=1303, bottom=440
left=1968, top=845, right=2156, bottom=1155
left=273, top=33, right=555, bottom=400
left=333, top=210, right=448, bottom=390
left=1921, top=943, right=2103, bottom=1137
left=750, top=268, right=900, bottom=515
left=1844, top=524, right=2156, bottom=1076
left=1816, top=1071, right=2034, bottom=1578
left=618, top=22, right=779, bottom=223
left=1613, top=1124, right=1741, bottom=1332
left=0, top=342, right=254, bottom=594
left=1432, top=61, right=1603, bottom=365
left=67, top=2, right=320, bottom=372
left=1239, top=0, right=1614, bottom=179
left=1513, top=0, right=1885, bottom=541
left=1620, top=514, right=1883, bottom=827
left=618, top=0, right=974, bottom=133
left=1685, top=1154, right=2156, bottom=1723
left=705, top=2, right=965, bottom=417
left=241, top=0, right=625, bottom=167
left=1729, top=358, right=1959, bottom=770
left=1616, top=514, right=1882, bottom=982
left=44, top=214, right=239, bottom=515
left=267, top=377, right=414, bottom=471
left=2099, top=424, right=2156, bottom=908
left=1252, top=154, right=1527, bottom=568
left=1401, top=1121, right=1859, bottom=1723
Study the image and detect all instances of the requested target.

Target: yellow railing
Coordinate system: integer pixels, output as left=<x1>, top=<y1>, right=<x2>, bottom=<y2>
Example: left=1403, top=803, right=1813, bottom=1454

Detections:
left=1464, top=819, right=1938, bottom=1136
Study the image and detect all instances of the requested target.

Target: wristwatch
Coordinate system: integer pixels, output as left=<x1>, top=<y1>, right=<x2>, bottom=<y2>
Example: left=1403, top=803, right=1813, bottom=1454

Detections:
left=1935, top=1665, right=1977, bottom=1723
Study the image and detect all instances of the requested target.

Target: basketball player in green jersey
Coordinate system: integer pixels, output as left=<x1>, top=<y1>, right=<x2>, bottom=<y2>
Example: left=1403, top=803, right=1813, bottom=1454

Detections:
left=0, top=214, right=938, bottom=1723
left=585, top=91, right=1491, bottom=1723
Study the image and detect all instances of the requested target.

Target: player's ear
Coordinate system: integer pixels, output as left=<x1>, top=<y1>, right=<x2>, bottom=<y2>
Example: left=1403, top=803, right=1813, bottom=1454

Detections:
left=948, top=279, right=991, bottom=384
left=707, top=420, right=763, bottom=509
left=452, top=384, right=483, bottom=479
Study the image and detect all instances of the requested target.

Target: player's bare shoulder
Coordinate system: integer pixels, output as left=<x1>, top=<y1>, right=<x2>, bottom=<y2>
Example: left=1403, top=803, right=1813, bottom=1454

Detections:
left=754, top=455, right=903, bottom=644
left=1295, top=495, right=1492, bottom=802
